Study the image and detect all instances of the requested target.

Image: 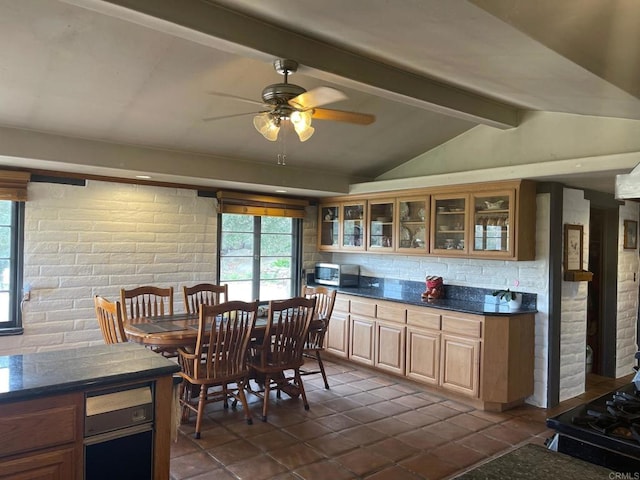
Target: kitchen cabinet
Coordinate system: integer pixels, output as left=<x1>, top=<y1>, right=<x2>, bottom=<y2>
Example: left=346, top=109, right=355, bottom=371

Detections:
left=332, top=293, right=535, bottom=411
left=431, top=194, right=468, bottom=255
left=317, top=179, right=536, bottom=260
left=367, top=198, right=395, bottom=251
left=470, top=189, right=515, bottom=258
left=396, top=196, right=429, bottom=254
left=326, top=296, right=350, bottom=358
left=0, top=392, right=82, bottom=480
left=348, top=297, right=406, bottom=374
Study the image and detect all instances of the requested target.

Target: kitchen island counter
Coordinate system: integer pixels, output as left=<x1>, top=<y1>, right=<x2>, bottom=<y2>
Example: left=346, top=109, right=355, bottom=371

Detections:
left=0, top=342, right=180, bottom=403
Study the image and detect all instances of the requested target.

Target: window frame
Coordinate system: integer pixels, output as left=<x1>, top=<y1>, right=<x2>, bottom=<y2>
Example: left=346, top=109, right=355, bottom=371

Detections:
left=217, top=213, right=303, bottom=302
left=0, top=201, right=25, bottom=335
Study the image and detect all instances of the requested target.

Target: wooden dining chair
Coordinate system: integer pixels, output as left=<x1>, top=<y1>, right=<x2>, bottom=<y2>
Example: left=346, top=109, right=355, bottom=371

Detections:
left=120, top=285, right=174, bottom=356
left=301, top=285, right=337, bottom=389
left=94, top=295, right=127, bottom=344
left=177, top=300, right=258, bottom=438
left=119, top=285, right=174, bottom=320
left=247, top=296, right=316, bottom=422
left=183, top=283, right=229, bottom=314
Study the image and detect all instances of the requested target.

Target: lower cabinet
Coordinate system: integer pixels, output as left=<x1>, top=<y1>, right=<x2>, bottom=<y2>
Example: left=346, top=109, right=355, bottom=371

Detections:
left=0, top=392, right=83, bottom=480
left=406, top=326, right=440, bottom=385
left=440, top=333, right=480, bottom=397
left=326, top=309, right=350, bottom=358
left=332, top=293, right=534, bottom=410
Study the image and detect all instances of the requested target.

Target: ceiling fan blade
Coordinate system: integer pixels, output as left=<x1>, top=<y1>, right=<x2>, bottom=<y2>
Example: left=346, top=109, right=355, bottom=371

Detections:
left=206, top=91, right=266, bottom=107
left=289, top=87, right=347, bottom=110
left=202, top=110, right=267, bottom=122
left=312, top=108, right=375, bottom=125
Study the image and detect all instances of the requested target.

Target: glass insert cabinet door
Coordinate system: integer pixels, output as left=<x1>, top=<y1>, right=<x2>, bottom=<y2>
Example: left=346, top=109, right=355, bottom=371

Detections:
left=397, top=197, right=428, bottom=252
left=368, top=199, right=395, bottom=250
left=471, top=191, right=514, bottom=255
left=319, top=204, right=339, bottom=249
left=341, top=202, right=365, bottom=250
left=432, top=195, right=467, bottom=254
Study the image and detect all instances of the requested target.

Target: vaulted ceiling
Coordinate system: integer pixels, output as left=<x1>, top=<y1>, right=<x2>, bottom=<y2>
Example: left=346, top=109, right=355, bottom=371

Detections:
left=0, top=0, right=638, bottom=196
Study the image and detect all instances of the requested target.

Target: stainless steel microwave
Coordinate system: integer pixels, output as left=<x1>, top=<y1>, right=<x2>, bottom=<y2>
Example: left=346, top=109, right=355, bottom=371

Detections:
left=314, top=263, right=359, bottom=287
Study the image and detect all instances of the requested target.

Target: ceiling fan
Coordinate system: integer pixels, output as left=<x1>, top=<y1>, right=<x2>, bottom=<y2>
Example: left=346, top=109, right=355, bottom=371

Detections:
left=204, top=59, right=375, bottom=142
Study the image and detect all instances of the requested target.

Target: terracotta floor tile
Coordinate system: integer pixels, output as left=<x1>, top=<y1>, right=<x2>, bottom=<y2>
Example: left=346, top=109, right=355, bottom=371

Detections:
left=170, top=357, right=612, bottom=480
left=344, top=405, right=390, bottom=423
left=399, top=452, right=459, bottom=479
left=483, top=423, right=534, bottom=445
left=225, top=454, right=289, bottom=480
left=364, top=465, right=424, bottom=480
left=268, top=442, right=325, bottom=469
left=305, top=432, right=359, bottom=456
left=335, top=447, right=393, bottom=476
left=368, top=416, right=418, bottom=435
left=340, top=424, right=389, bottom=445
left=447, top=412, right=494, bottom=432
left=317, top=413, right=361, bottom=432
left=170, top=451, right=221, bottom=480
left=455, top=432, right=511, bottom=456
left=293, top=459, right=355, bottom=480
left=429, top=442, right=487, bottom=468
left=246, top=429, right=299, bottom=452
left=420, top=420, right=473, bottom=442
left=206, top=438, right=262, bottom=465
left=282, top=419, right=334, bottom=440
left=366, top=437, right=421, bottom=461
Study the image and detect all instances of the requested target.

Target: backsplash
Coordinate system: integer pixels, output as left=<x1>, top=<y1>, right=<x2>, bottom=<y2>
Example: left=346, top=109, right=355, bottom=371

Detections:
left=307, top=273, right=537, bottom=310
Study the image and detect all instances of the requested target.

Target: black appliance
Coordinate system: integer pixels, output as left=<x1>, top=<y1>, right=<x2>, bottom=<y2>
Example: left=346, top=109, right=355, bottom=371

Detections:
left=546, top=378, right=640, bottom=473
left=84, top=383, right=154, bottom=480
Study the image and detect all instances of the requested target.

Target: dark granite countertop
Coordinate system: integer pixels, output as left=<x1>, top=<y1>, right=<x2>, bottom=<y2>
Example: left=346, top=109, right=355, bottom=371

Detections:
left=309, top=276, right=537, bottom=316
left=0, top=343, right=181, bottom=403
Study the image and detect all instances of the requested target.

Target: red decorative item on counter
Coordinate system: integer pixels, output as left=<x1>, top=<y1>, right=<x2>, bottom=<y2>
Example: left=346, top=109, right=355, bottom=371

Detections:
left=422, top=276, right=444, bottom=300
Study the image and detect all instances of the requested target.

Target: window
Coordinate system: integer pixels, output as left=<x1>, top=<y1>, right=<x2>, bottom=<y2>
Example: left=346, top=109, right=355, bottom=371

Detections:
left=0, top=201, right=25, bottom=335
left=219, top=214, right=302, bottom=302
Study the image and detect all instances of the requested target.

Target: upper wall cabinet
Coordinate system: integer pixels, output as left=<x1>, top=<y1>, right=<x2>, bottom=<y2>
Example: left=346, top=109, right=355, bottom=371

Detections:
left=318, top=180, right=537, bottom=260
left=396, top=196, right=429, bottom=254
left=367, top=199, right=395, bottom=251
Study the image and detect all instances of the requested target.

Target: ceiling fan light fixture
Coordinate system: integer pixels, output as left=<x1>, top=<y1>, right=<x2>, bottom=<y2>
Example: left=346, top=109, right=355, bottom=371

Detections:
left=253, top=113, right=280, bottom=141
left=290, top=110, right=314, bottom=142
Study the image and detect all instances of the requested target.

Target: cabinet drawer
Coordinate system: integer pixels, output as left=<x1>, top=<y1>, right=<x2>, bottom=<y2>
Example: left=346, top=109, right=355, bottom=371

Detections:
left=406, top=307, right=441, bottom=330
left=0, top=392, right=82, bottom=458
left=350, top=299, right=376, bottom=317
left=334, top=296, right=350, bottom=313
left=376, top=301, right=406, bottom=324
left=442, top=315, right=482, bottom=338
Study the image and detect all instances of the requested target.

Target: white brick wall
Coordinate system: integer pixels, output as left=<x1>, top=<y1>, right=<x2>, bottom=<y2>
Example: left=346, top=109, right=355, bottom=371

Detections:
left=617, top=201, right=639, bottom=377
left=0, top=180, right=217, bottom=356
left=559, top=188, right=590, bottom=401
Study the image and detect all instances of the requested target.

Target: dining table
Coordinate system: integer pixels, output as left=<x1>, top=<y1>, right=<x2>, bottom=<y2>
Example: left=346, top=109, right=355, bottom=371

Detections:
left=124, top=310, right=324, bottom=400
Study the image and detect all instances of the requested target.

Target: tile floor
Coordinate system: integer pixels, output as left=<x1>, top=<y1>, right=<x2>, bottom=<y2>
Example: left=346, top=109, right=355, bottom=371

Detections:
left=170, top=358, right=635, bottom=480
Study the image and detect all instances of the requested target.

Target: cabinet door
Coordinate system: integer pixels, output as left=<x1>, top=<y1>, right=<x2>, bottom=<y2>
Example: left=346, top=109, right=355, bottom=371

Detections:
left=349, top=315, right=375, bottom=365
left=430, top=194, right=468, bottom=255
left=341, top=201, right=366, bottom=250
left=375, top=321, right=405, bottom=375
left=318, top=204, right=340, bottom=250
left=470, top=190, right=515, bottom=258
left=326, top=310, right=349, bottom=358
left=0, top=447, right=76, bottom=480
left=440, top=334, right=480, bottom=397
left=367, top=199, right=395, bottom=251
left=406, top=327, right=440, bottom=385
left=396, top=196, right=429, bottom=253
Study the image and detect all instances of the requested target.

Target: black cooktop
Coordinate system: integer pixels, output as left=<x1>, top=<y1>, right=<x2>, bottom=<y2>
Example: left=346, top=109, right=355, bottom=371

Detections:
left=547, top=383, right=640, bottom=471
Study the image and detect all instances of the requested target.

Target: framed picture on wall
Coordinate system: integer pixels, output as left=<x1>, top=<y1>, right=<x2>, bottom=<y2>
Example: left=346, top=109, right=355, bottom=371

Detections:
left=563, top=224, right=583, bottom=271
left=624, top=220, right=638, bottom=249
